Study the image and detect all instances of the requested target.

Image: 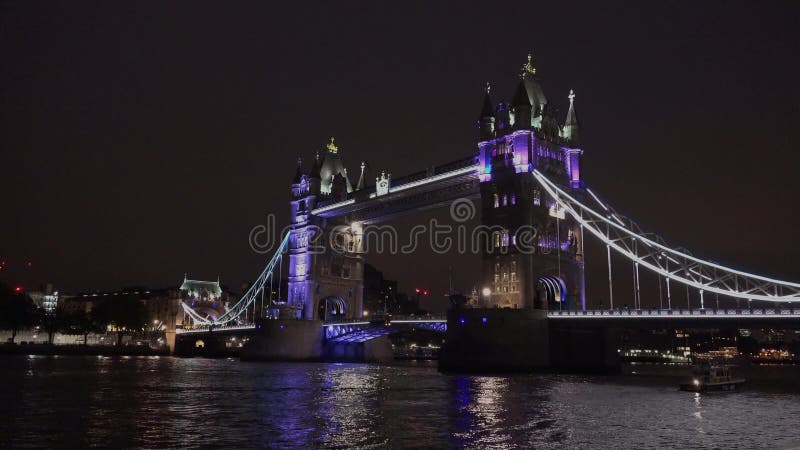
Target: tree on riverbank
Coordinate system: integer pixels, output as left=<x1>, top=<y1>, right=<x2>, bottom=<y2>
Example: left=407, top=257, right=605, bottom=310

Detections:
left=38, top=308, right=67, bottom=344
left=0, top=283, right=38, bottom=343
left=92, top=295, right=148, bottom=346
left=60, top=309, right=105, bottom=345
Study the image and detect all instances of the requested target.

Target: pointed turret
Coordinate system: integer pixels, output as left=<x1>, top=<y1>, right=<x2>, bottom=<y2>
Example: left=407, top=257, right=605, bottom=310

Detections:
left=478, top=82, right=496, bottom=140
left=318, top=137, right=353, bottom=194
left=480, top=82, right=494, bottom=117
left=309, top=151, right=321, bottom=179
left=356, top=161, right=367, bottom=190
left=562, top=89, right=580, bottom=145
left=292, top=157, right=304, bottom=184
left=520, top=52, right=547, bottom=128
left=511, top=78, right=532, bottom=130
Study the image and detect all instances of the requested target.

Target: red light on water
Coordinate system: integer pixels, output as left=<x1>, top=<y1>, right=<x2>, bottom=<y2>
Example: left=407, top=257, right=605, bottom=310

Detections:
left=14, top=286, right=23, bottom=293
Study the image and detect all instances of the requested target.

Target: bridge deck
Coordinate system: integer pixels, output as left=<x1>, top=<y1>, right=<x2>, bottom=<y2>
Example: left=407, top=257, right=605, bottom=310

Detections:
left=548, top=308, right=800, bottom=319
left=176, top=309, right=800, bottom=337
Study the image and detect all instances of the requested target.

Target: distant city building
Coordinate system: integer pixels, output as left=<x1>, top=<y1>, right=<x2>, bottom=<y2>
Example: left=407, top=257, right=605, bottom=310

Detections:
left=363, top=263, right=398, bottom=315
left=58, top=276, right=235, bottom=349
left=179, top=275, right=223, bottom=301
left=28, top=283, right=59, bottom=314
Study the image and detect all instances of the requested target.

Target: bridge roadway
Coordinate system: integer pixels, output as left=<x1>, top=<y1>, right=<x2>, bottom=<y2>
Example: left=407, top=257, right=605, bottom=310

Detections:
left=548, top=307, right=800, bottom=329
left=176, top=308, right=800, bottom=340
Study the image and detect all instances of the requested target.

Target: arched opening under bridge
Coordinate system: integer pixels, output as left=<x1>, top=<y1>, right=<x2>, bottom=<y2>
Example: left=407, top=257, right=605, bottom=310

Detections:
left=537, top=275, right=566, bottom=310
left=318, top=296, right=347, bottom=321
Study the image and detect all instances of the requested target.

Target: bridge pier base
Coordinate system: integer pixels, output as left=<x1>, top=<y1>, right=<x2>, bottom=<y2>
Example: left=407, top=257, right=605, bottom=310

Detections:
left=174, top=332, right=235, bottom=357
left=241, top=320, right=324, bottom=361
left=439, top=308, right=550, bottom=373
left=549, top=324, right=622, bottom=374
left=439, top=308, right=622, bottom=373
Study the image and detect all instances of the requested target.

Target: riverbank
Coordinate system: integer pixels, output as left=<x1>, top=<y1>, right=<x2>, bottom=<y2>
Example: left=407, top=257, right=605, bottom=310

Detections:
left=0, top=343, right=169, bottom=356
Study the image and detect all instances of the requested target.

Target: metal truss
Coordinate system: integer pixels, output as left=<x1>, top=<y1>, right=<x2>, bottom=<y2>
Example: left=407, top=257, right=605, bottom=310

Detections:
left=533, top=170, right=800, bottom=303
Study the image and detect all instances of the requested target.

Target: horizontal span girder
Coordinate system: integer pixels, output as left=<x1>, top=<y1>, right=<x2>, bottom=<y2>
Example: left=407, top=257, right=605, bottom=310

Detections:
left=312, top=163, right=480, bottom=221
left=549, top=308, right=800, bottom=319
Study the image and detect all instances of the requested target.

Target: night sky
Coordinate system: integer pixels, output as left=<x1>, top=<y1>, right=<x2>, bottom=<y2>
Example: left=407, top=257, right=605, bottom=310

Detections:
left=1, top=1, right=798, bottom=310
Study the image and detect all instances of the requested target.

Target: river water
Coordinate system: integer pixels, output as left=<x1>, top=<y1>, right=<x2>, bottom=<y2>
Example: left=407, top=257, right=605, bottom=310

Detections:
left=1, top=356, right=799, bottom=449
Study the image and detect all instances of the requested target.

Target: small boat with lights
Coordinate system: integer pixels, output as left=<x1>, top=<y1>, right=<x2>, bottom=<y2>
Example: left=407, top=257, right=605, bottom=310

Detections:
left=680, top=363, right=746, bottom=392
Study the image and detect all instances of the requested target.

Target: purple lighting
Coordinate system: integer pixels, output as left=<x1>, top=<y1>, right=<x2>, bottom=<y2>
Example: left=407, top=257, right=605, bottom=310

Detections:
left=481, top=317, right=488, bottom=324
left=459, top=317, right=466, bottom=325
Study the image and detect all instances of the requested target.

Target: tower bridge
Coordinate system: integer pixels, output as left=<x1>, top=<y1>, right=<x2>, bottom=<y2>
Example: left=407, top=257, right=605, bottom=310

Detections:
left=175, top=54, right=800, bottom=371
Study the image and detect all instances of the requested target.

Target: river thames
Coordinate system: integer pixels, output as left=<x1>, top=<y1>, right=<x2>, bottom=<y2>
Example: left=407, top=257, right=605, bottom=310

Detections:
left=1, top=356, right=799, bottom=449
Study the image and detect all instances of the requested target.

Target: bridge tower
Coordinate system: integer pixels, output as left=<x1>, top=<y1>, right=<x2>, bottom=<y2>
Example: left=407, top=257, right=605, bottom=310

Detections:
left=287, top=138, right=364, bottom=322
left=476, top=54, right=586, bottom=311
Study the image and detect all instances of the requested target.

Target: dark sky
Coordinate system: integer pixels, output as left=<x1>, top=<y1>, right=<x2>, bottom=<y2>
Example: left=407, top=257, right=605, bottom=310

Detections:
left=1, top=1, right=798, bottom=309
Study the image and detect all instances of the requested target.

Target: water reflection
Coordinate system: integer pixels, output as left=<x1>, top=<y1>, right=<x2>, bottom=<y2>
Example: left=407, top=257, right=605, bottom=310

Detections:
left=2, top=357, right=800, bottom=449
left=318, top=365, right=387, bottom=448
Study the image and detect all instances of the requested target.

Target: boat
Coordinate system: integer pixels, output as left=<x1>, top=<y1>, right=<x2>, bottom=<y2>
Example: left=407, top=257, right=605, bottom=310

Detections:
left=679, top=362, right=746, bottom=392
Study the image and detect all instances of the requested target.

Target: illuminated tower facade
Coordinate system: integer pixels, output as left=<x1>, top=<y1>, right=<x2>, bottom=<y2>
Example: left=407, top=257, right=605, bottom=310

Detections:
left=477, top=54, right=586, bottom=311
left=287, top=139, right=364, bottom=321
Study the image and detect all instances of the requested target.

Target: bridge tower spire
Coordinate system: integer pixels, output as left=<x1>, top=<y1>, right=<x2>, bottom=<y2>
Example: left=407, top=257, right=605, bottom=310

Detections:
left=562, top=89, right=580, bottom=146
left=511, top=78, right=532, bottom=130
left=478, top=82, right=496, bottom=140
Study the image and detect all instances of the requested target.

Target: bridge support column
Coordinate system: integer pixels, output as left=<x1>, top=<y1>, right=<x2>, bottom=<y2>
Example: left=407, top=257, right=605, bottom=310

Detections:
left=548, top=323, right=621, bottom=374
left=439, top=308, right=550, bottom=373
left=240, top=319, right=324, bottom=361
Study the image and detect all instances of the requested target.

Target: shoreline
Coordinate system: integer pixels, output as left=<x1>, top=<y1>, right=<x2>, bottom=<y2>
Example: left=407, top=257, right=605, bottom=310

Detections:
left=0, top=343, right=169, bottom=356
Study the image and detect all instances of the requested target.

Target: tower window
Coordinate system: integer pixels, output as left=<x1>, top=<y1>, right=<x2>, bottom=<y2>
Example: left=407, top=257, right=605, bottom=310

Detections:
left=511, top=195, right=516, bottom=205
left=502, top=195, right=508, bottom=206
left=493, top=194, right=499, bottom=208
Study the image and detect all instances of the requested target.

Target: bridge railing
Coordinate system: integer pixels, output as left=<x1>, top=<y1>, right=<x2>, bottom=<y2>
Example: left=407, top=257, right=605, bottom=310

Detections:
left=548, top=308, right=800, bottom=318
left=175, top=324, right=257, bottom=334
left=323, top=314, right=447, bottom=327
left=389, top=314, right=447, bottom=322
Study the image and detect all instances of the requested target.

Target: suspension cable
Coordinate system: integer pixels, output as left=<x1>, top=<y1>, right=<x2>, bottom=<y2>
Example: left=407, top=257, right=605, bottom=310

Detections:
left=532, top=170, right=800, bottom=303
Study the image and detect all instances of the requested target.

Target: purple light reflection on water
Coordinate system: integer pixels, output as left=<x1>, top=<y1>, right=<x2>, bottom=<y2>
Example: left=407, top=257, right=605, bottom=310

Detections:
left=3, top=358, right=800, bottom=448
